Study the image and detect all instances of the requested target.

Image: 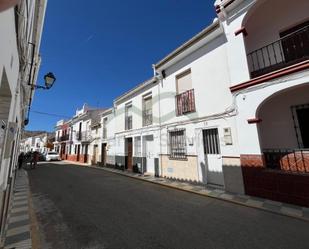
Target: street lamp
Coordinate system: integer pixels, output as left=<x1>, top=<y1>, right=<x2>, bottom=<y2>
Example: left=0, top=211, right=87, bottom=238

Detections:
left=32, top=72, right=56, bottom=90
left=24, top=72, right=57, bottom=126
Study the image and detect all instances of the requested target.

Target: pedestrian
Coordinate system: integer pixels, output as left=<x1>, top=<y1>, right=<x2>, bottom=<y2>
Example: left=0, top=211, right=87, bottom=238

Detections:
left=18, top=152, right=24, bottom=169
left=32, top=151, right=39, bottom=169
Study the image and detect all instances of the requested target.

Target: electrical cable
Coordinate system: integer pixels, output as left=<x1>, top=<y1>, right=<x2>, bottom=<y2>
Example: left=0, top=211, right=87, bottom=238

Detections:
left=30, top=110, right=71, bottom=119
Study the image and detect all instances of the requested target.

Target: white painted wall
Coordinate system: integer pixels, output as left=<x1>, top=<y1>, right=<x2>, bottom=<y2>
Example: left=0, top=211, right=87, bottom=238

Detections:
left=258, top=83, right=309, bottom=149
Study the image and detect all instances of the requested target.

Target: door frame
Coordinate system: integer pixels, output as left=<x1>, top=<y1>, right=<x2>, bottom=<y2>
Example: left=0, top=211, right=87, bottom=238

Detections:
left=202, top=127, right=224, bottom=186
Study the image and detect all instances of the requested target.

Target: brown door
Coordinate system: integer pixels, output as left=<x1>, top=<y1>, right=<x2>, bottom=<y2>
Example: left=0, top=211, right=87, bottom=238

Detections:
left=84, top=145, right=88, bottom=163
left=92, top=145, right=97, bottom=164
left=101, top=143, right=107, bottom=166
left=126, top=138, right=133, bottom=171
left=77, top=145, right=80, bottom=161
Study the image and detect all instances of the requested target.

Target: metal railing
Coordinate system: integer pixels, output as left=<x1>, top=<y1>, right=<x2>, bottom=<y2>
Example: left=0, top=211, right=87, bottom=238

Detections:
left=143, top=109, right=152, bottom=126
left=81, top=131, right=91, bottom=142
left=263, top=149, right=309, bottom=173
left=125, top=116, right=132, bottom=130
left=75, top=131, right=82, bottom=141
left=175, top=89, right=196, bottom=116
left=60, top=134, right=70, bottom=141
left=247, top=25, right=309, bottom=78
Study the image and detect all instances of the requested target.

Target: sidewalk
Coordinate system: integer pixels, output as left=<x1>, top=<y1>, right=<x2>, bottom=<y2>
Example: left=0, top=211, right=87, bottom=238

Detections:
left=2, top=170, right=32, bottom=249
left=62, top=161, right=309, bottom=222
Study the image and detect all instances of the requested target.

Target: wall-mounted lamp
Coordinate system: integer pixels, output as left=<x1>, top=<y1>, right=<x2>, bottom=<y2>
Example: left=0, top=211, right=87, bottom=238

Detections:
left=31, top=72, right=56, bottom=90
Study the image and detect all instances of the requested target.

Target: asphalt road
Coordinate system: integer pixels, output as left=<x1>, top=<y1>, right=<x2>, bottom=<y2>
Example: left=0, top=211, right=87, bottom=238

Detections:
left=28, top=162, right=309, bottom=249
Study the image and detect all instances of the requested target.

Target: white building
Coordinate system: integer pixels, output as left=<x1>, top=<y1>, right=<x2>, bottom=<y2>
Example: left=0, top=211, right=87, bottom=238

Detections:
left=20, top=132, right=52, bottom=154
left=54, top=0, right=309, bottom=207
left=0, top=0, right=47, bottom=239
left=112, top=78, right=161, bottom=175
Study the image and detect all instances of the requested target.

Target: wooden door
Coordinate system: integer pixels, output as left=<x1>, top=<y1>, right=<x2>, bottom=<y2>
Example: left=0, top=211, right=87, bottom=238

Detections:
left=101, top=143, right=107, bottom=166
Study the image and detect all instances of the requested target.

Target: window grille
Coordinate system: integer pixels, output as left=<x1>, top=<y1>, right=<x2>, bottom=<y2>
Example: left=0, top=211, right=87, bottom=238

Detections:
left=143, top=96, right=152, bottom=126
left=169, top=129, right=187, bottom=159
left=203, top=128, right=220, bottom=155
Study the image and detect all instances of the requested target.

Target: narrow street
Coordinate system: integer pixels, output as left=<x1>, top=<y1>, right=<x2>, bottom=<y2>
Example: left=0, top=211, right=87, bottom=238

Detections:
left=28, top=162, right=309, bottom=249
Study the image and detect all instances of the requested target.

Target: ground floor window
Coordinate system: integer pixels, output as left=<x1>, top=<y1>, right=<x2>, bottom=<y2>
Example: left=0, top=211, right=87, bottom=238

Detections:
left=168, top=129, right=186, bottom=159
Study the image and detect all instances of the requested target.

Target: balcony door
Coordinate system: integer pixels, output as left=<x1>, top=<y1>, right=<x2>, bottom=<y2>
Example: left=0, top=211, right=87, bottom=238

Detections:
left=280, top=20, right=309, bottom=64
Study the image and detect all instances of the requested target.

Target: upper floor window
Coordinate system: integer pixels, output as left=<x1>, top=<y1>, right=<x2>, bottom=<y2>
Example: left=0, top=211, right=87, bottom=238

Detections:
left=125, top=104, right=133, bottom=130
left=103, top=117, right=107, bottom=139
left=175, top=69, right=196, bottom=116
left=143, top=95, right=152, bottom=126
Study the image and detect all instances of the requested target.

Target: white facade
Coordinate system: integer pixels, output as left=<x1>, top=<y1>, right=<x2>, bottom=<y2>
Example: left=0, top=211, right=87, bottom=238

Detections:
left=0, top=0, right=47, bottom=238
left=20, top=133, right=50, bottom=154
left=53, top=0, right=309, bottom=206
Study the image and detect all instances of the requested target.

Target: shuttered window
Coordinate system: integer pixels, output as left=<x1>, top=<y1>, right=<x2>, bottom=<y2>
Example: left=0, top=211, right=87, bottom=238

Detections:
left=176, top=70, right=192, bottom=94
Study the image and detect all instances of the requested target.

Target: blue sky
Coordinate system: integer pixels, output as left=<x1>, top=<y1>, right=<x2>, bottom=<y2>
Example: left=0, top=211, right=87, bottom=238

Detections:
left=28, top=0, right=216, bottom=131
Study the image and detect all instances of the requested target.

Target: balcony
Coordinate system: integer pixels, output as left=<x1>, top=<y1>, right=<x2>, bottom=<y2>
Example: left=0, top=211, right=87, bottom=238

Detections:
left=75, top=131, right=82, bottom=141
left=60, top=134, right=70, bottom=142
left=125, top=116, right=132, bottom=130
left=142, top=109, right=152, bottom=126
left=175, top=89, right=196, bottom=116
left=81, top=131, right=92, bottom=142
left=247, top=24, right=309, bottom=78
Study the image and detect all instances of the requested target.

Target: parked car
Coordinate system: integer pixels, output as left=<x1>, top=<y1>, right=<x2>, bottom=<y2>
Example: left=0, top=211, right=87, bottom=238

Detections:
left=45, top=151, right=61, bottom=161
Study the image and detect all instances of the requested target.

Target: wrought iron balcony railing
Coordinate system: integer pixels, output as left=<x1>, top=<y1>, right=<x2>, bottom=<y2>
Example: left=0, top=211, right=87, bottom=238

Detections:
left=81, top=131, right=91, bottom=142
left=60, top=134, right=70, bottom=142
left=143, top=109, right=152, bottom=126
left=247, top=25, right=309, bottom=78
left=175, top=89, right=196, bottom=116
left=75, top=131, right=82, bottom=141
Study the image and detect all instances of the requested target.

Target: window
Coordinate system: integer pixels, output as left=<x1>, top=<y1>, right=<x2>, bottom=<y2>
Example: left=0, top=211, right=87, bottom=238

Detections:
left=203, top=128, right=220, bottom=155
left=176, top=70, right=195, bottom=116
left=103, top=117, right=107, bottom=139
left=125, top=104, right=133, bottom=130
left=134, top=136, right=141, bottom=157
left=177, top=69, right=192, bottom=94
left=169, top=129, right=187, bottom=159
left=143, top=95, right=152, bottom=126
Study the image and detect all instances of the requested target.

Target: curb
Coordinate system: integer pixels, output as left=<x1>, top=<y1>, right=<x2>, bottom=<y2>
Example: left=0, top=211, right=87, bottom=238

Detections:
left=59, top=162, right=309, bottom=223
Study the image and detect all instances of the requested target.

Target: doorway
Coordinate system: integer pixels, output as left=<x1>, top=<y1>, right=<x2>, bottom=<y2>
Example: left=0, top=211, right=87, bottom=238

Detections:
left=143, top=135, right=155, bottom=174
left=77, top=144, right=80, bottom=161
left=203, top=128, right=224, bottom=186
left=101, top=143, right=107, bottom=166
left=92, top=145, right=98, bottom=165
left=125, top=138, right=133, bottom=171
